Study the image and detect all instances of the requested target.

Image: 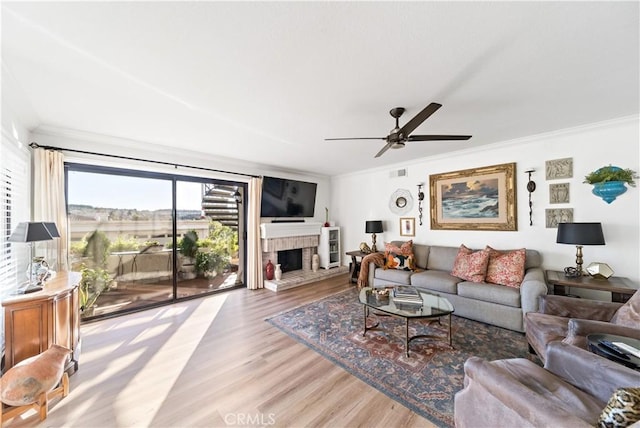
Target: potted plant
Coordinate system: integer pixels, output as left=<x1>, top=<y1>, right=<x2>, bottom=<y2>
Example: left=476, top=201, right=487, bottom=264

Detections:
left=178, top=230, right=199, bottom=279
left=196, top=250, right=229, bottom=279
left=79, top=265, right=113, bottom=316
left=584, top=165, right=638, bottom=204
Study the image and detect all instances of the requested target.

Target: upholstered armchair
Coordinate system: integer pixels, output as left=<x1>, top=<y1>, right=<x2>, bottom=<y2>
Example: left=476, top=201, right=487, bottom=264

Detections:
left=454, top=342, right=640, bottom=428
left=525, top=290, right=640, bottom=362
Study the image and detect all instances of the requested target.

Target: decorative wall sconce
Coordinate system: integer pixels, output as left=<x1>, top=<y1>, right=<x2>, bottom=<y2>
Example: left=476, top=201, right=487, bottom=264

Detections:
left=417, top=183, right=425, bottom=226
left=525, top=169, right=535, bottom=226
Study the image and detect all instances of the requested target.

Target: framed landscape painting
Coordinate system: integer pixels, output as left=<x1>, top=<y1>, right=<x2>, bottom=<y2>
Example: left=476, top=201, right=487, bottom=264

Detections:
left=429, top=162, right=517, bottom=231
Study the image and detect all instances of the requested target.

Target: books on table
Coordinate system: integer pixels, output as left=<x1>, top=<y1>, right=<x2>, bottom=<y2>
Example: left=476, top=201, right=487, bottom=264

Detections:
left=392, top=286, right=423, bottom=307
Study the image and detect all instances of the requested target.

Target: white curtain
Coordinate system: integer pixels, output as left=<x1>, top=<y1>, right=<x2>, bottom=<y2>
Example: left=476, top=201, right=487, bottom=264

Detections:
left=246, top=176, right=263, bottom=289
left=33, top=148, right=68, bottom=272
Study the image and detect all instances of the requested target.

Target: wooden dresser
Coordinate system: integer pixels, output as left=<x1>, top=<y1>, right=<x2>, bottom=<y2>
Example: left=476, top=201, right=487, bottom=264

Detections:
left=2, top=272, right=81, bottom=374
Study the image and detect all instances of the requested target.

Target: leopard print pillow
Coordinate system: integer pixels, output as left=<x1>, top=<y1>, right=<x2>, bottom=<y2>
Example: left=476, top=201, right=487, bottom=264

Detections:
left=597, top=387, right=640, bottom=428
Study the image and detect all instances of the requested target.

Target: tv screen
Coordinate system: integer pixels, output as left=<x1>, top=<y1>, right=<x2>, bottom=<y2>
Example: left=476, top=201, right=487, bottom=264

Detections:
left=261, top=176, right=317, bottom=217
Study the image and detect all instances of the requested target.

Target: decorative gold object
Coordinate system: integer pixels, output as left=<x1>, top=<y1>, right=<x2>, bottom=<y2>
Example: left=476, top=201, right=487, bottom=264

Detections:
left=359, top=242, right=371, bottom=254
left=586, top=262, right=614, bottom=280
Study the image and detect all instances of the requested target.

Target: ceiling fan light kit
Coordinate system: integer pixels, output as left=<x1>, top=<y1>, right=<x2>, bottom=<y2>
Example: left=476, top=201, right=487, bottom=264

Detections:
left=325, top=102, right=472, bottom=158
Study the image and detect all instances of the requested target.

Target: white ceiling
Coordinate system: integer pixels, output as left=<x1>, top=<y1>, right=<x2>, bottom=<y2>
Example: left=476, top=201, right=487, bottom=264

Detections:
left=2, top=1, right=638, bottom=177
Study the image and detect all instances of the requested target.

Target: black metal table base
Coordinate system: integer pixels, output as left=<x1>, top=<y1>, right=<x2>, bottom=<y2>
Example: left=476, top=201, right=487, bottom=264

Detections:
left=363, top=306, right=453, bottom=357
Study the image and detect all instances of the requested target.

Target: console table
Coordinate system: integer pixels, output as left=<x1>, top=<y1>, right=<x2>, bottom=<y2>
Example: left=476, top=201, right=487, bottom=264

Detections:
left=2, top=271, right=81, bottom=374
left=546, top=270, right=638, bottom=303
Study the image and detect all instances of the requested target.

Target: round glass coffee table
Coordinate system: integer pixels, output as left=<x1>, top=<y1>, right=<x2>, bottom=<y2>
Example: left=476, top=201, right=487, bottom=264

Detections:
left=359, top=287, right=455, bottom=357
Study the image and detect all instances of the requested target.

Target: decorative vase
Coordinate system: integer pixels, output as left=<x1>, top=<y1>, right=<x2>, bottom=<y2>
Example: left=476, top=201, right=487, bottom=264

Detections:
left=1, top=344, right=71, bottom=406
left=312, top=254, right=319, bottom=272
left=179, top=256, right=197, bottom=280
left=265, top=260, right=274, bottom=280
left=324, top=207, right=330, bottom=227
left=28, top=257, right=50, bottom=285
left=274, top=264, right=282, bottom=280
left=592, top=181, right=627, bottom=204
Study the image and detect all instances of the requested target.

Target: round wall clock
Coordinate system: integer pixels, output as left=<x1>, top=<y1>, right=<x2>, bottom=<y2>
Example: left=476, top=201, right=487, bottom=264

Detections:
left=389, top=189, right=413, bottom=215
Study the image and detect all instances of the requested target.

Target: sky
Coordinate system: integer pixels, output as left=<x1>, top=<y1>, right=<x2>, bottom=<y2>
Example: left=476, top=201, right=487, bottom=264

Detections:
left=67, top=171, right=203, bottom=211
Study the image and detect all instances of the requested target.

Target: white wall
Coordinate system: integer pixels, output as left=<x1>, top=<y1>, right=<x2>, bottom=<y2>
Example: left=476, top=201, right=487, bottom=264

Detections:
left=331, top=117, right=640, bottom=287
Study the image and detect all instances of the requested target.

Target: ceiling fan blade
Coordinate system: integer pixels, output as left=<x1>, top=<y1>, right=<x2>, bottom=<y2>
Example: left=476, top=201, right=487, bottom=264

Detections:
left=325, top=137, right=385, bottom=141
left=399, top=103, right=442, bottom=136
left=408, top=135, right=472, bottom=141
left=374, top=142, right=394, bottom=158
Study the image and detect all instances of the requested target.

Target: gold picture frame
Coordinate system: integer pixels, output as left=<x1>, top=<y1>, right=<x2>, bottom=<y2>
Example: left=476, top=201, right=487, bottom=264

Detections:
left=429, top=162, right=517, bottom=231
left=399, top=217, right=415, bottom=237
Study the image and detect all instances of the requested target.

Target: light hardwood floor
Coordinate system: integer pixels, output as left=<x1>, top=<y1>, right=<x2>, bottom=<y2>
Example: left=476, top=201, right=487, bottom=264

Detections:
left=4, top=274, right=435, bottom=428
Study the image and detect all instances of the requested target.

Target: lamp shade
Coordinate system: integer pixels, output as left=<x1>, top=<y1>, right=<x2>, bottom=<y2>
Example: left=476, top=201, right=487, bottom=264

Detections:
left=8, top=222, right=54, bottom=243
left=43, top=222, right=60, bottom=238
left=365, top=220, right=383, bottom=234
left=556, top=222, right=605, bottom=245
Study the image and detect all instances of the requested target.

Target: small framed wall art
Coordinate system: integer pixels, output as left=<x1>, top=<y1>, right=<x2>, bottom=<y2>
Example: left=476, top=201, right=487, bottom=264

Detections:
left=549, top=183, right=570, bottom=204
left=545, top=158, right=573, bottom=180
left=400, top=217, right=415, bottom=237
left=545, top=208, right=574, bottom=228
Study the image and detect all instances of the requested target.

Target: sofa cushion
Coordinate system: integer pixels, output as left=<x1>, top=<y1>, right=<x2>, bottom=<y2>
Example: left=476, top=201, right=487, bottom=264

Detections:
left=457, top=281, right=521, bottom=307
left=524, top=249, right=542, bottom=270
left=375, top=267, right=412, bottom=285
left=427, top=245, right=463, bottom=271
left=412, top=244, right=430, bottom=270
left=451, top=245, right=490, bottom=283
left=384, top=241, right=416, bottom=270
left=485, top=246, right=526, bottom=288
left=411, top=270, right=459, bottom=294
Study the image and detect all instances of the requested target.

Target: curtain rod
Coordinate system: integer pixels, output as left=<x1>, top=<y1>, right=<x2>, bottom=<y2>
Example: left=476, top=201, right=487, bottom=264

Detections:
left=29, top=142, right=260, bottom=179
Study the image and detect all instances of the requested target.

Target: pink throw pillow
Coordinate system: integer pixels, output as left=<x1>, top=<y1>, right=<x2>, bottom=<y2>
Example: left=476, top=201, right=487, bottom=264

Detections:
left=451, top=244, right=490, bottom=283
left=485, top=246, right=526, bottom=288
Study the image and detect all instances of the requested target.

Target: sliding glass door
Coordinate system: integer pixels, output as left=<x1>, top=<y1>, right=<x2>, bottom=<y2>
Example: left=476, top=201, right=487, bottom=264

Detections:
left=66, top=164, right=245, bottom=320
left=175, top=180, right=241, bottom=298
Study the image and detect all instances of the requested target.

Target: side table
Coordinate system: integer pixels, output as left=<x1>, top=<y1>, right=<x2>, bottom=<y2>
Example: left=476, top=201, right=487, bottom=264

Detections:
left=545, top=270, right=638, bottom=303
left=587, top=333, right=640, bottom=371
left=345, top=250, right=369, bottom=284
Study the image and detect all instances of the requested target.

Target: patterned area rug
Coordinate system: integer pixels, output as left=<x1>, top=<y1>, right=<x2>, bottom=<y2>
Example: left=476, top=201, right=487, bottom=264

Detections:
left=266, top=288, right=531, bottom=427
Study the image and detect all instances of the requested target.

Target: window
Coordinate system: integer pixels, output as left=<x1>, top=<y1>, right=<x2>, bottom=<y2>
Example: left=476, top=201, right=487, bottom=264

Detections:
left=0, top=135, right=30, bottom=353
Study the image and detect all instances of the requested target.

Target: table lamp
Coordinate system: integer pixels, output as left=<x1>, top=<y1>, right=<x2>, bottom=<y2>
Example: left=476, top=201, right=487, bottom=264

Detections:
left=365, top=220, right=383, bottom=252
left=556, top=222, right=605, bottom=277
left=8, top=222, right=55, bottom=290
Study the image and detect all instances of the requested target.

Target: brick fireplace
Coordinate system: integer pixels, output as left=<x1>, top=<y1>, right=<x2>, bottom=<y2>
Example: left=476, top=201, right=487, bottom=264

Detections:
left=260, top=222, right=347, bottom=291
left=260, top=223, right=321, bottom=274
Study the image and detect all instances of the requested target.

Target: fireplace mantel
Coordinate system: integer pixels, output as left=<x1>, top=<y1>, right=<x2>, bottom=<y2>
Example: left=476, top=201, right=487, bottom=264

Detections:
left=260, top=222, right=322, bottom=239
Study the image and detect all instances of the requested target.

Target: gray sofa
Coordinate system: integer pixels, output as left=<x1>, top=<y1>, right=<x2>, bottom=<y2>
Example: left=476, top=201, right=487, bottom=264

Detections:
left=367, top=242, right=546, bottom=332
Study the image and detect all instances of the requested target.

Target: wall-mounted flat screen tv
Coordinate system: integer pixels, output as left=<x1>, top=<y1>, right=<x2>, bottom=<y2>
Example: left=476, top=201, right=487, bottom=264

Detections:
left=261, top=176, right=317, bottom=217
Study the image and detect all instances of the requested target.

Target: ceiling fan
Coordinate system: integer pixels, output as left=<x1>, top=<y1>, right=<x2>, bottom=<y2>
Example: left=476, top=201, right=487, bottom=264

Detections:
left=325, top=103, right=472, bottom=158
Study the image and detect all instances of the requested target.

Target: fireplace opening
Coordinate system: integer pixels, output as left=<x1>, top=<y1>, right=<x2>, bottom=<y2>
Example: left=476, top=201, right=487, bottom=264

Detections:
left=277, top=249, right=303, bottom=273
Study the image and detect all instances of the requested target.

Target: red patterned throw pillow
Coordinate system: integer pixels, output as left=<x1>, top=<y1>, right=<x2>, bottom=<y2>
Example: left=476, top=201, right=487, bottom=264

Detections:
left=451, top=244, right=490, bottom=283
left=485, top=246, right=526, bottom=288
left=384, top=241, right=416, bottom=271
